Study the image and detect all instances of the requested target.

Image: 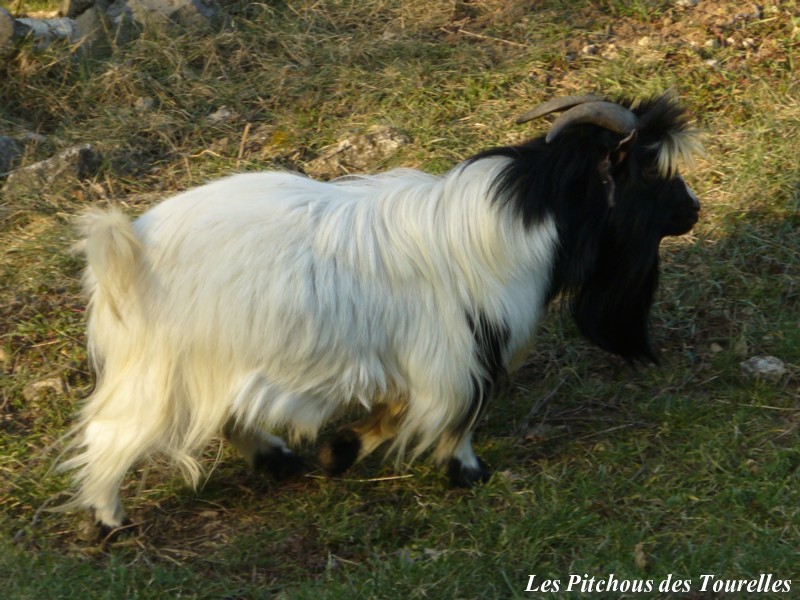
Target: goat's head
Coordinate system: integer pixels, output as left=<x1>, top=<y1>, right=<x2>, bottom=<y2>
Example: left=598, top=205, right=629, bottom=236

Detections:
left=509, top=92, right=703, bottom=362
left=517, top=92, right=702, bottom=236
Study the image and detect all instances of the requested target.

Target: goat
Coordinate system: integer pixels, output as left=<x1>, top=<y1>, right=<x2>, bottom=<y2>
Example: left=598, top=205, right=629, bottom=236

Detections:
left=62, top=93, right=701, bottom=530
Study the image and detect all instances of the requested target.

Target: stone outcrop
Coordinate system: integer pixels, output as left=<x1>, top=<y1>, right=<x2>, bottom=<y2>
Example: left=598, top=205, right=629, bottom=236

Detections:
left=2, top=144, right=103, bottom=201
left=0, top=136, right=24, bottom=177
left=1, top=0, right=221, bottom=59
left=0, top=7, right=33, bottom=55
left=305, top=126, right=410, bottom=179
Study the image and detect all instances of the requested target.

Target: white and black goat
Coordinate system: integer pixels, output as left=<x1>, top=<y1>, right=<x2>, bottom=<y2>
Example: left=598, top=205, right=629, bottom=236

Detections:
left=63, top=93, right=701, bottom=530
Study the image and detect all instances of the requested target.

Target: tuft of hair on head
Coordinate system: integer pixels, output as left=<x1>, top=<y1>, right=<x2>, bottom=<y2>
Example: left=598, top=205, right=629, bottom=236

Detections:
left=654, top=126, right=704, bottom=178
left=631, top=91, right=705, bottom=178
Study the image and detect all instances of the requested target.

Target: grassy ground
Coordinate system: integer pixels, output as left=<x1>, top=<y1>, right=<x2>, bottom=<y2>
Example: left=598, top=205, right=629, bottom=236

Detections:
left=1, top=0, right=798, bottom=598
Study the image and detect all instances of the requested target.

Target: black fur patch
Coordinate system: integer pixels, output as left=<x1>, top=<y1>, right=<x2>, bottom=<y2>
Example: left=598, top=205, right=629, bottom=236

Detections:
left=90, top=517, right=134, bottom=543
left=469, top=94, right=698, bottom=364
left=253, top=447, right=308, bottom=481
left=447, top=456, right=490, bottom=488
left=569, top=236, right=660, bottom=364
left=318, top=429, right=361, bottom=476
left=457, top=312, right=509, bottom=435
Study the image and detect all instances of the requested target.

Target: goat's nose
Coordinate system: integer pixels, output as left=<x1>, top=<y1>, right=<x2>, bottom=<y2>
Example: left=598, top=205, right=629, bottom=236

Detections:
left=690, top=190, right=701, bottom=211
left=683, top=178, right=700, bottom=210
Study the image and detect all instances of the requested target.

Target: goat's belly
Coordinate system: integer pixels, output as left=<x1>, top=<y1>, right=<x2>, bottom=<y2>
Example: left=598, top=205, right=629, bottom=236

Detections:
left=228, top=363, right=386, bottom=439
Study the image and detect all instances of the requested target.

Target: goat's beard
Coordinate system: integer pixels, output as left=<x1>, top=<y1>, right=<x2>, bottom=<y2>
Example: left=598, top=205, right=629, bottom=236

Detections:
left=569, top=238, right=661, bottom=364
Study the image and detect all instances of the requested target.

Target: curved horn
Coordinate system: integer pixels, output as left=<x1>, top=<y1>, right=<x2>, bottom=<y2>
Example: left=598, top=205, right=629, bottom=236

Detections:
left=514, top=94, right=602, bottom=125
left=545, top=101, right=637, bottom=143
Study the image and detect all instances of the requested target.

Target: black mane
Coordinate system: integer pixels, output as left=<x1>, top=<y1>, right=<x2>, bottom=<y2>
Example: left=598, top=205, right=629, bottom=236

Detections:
left=471, top=94, right=694, bottom=363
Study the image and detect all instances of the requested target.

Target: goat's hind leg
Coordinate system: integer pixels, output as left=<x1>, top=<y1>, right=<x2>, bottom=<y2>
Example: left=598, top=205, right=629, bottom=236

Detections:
left=224, top=423, right=307, bottom=481
left=72, top=418, right=147, bottom=532
left=318, top=403, right=403, bottom=476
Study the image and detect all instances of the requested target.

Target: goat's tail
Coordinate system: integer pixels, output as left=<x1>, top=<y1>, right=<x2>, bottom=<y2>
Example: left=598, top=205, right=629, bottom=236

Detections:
left=76, top=207, right=143, bottom=319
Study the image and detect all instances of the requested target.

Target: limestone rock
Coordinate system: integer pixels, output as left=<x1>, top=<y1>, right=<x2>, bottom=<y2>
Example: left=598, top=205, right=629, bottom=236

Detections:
left=23, top=377, right=67, bottom=401
left=3, top=144, right=103, bottom=200
left=740, top=356, right=787, bottom=381
left=135, top=96, right=156, bottom=112
left=2, top=5, right=105, bottom=57
left=59, top=0, right=100, bottom=19
left=117, top=0, right=218, bottom=29
left=0, top=8, right=16, bottom=53
left=15, top=17, right=80, bottom=48
left=0, top=7, right=33, bottom=56
left=207, top=106, right=236, bottom=124
left=73, top=6, right=114, bottom=58
left=5, top=1, right=220, bottom=58
left=105, top=1, right=144, bottom=47
left=0, top=136, right=24, bottom=177
left=305, top=126, right=410, bottom=179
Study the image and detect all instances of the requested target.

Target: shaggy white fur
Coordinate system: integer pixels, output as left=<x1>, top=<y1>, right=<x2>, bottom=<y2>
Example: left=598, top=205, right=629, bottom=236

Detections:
left=64, top=158, right=558, bottom=527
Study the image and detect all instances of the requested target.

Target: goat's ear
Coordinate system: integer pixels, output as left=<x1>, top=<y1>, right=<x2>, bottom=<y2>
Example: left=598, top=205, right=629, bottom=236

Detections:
left=598, top=130, right=637, bottom=208
left=611, top=129, right=637, bottom=165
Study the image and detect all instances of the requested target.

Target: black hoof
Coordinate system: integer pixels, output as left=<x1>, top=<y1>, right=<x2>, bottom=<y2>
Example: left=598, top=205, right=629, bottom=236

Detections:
left=318, top=429, right=361, bottom=476
left=447, top=456, right=490, bottom=488
left=85, top=518, right=134, bottom=543
left=253, top=448, right=308, bottom=481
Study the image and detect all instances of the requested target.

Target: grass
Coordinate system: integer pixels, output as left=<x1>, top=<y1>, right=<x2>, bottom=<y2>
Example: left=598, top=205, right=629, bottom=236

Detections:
left=2, top=0, right=799, bottom=598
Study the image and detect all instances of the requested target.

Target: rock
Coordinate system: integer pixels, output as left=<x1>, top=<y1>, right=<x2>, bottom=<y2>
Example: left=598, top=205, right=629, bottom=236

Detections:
left=0, top=8, right=16, bottom=53
left=105, top=1, right=143, bottom=47
left=73, top=6, right=114, bottom=58
left=496, top=469, right=522, bottom=483
left=740, top=356, right=787, bottom=381
left=3, top=144, right=103, bottom=200
left=305, top=126, right=410, bottom=179
left=134, top=96, right=156, bottom=112
left=23, top=377, right=67, bottom=401
left=10, top=10, right=114, bottom=58
left=15, top=17, right=80, bottom=49
left=59, top=0, right=99, bottom=19
left=207, top=106, right=236, bottom=124
left=9, top=1, right=220, bottom=58
left=0, top=136, right=24, bottom=176
left=676, top=0, right=699, bottom=7
left=634, top=542, right=648, bottom=570
left=116, top=0, right=218, bottom=29
left=169, top=0, right=218, bottom=28
left=600, top=43, right=619, bottom=60
left=0, top=7, right=33, bottom=56
left=19, top=131, right=48, bottom=145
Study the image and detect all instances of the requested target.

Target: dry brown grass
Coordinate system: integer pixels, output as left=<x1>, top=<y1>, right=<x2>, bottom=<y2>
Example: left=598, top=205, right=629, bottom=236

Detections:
left=2, top=1, right=798, bottom=598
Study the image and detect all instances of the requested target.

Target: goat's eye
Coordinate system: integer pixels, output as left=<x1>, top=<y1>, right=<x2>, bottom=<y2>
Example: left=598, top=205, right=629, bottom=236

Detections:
left=642, top=165, right=661, bottom=181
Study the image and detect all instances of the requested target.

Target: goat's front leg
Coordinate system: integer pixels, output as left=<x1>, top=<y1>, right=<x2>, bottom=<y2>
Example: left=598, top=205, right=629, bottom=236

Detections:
left=434, top=432, right=490, bottom=487
left=224, top=423, right=306, bottom=480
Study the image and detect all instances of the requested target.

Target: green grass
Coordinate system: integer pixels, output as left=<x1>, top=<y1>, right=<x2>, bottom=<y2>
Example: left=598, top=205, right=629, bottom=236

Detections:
left=2, top=0, right=799, bottom=598
left=2, top=1, right=56, bottom=14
